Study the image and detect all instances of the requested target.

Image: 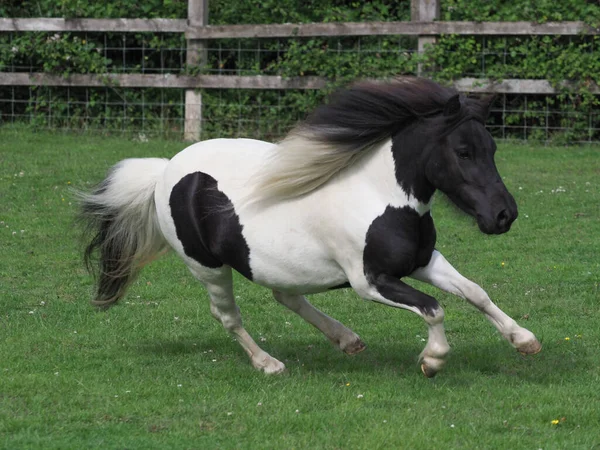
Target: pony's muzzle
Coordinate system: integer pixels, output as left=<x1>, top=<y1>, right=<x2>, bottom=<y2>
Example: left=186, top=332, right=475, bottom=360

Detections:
left=477, top=204, right=517, bottom=235
left=496, top=208, right=512, bottom=231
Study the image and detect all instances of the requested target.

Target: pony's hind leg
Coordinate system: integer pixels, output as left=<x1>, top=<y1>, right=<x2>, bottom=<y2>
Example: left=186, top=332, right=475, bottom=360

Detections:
left=189, top=264, right=285, bottom=374
left=272, top=291, right=366, bottom=355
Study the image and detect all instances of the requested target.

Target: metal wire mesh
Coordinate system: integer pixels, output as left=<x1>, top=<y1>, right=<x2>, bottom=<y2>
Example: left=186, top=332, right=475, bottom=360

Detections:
left=0, top=32, right=186, bottom=74
left=0, top=86, right=185, bottom=138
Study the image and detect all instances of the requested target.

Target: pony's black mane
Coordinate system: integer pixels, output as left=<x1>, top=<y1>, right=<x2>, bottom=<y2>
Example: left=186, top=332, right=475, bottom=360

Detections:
left=252, top=77, right=492, bottom=203
left=301, top=77, right=489, bottom=153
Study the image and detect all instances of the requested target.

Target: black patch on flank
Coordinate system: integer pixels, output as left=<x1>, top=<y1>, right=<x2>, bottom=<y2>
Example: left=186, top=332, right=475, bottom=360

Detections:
left=362, top=206, right=439, bottom=316
left=169, top=172, right=252, bottom=280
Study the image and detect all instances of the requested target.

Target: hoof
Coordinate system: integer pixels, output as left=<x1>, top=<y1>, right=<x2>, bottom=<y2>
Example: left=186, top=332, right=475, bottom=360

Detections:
left=510, top=329, right=541, bottom=355
left=252, top=354, right=286, bottom=375
left=343, top=339, right=367, bottom=356
left=418, top=355, right=445, bottom=378
left=517, top=339, right=542, bottom=356
left=420, top=363, right=438, bottom=378
left=263, top=361, right=286, bottom=375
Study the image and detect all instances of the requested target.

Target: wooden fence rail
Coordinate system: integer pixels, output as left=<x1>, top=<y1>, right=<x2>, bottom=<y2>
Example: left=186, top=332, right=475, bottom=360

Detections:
left=0, top=18, right=187, bottom=32
left=3, top=73, right=598, bottom=95
left=1, top=18, right=597, bottom=37
left=1, top=0, right=599, bottom=140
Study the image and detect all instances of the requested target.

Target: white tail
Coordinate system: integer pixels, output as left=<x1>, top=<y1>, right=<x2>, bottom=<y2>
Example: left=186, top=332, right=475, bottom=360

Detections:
left=79, top=158, right=169, bottom=308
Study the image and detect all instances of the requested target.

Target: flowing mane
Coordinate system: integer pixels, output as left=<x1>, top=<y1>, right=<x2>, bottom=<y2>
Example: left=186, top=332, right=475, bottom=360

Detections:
left=250, top=77, right=488, bottom=203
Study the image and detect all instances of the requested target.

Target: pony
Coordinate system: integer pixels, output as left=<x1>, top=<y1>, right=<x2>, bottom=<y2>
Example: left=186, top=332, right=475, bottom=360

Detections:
left=79, top=77, right=541, bottom=377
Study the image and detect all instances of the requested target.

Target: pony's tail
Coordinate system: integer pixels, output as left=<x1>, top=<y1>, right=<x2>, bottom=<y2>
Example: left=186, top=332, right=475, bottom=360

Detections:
left=78, top=158, right=170, bottom=309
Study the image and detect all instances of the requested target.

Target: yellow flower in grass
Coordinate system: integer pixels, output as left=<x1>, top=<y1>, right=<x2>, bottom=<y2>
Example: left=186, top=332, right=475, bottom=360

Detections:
left=551, top=419, right=559, bottom=425
left=565, top=337, right=570, bottom=341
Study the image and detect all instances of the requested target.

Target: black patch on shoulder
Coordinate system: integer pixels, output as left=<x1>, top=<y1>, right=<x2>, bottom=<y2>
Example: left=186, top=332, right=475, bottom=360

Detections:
left=363, top=206, right=436, bottom=279
left=169, top=172, right=253, bottom=280
left=416, top=212, right=436, bottom=268
left=362, top=206, right=439, bottom=315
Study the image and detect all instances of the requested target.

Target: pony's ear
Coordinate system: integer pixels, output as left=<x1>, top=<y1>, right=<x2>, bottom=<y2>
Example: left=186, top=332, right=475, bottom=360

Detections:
left=443, top=94, right=461, bottom=116
left=480, top=94, right=496, bottom=119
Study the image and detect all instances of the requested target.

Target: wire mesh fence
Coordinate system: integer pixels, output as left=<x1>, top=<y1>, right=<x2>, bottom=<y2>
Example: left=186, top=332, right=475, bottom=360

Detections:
left=1, top=31, right=599, bottom=143
left=0, top=32, right=186, bottom=74
left=0, top=86, right=186, bottom=138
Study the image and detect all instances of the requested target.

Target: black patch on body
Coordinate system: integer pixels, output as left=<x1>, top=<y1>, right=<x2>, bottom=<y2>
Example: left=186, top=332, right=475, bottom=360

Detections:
left=169, top=172, right=252, bottom=280
left=363, top=206, right=439, bottom=315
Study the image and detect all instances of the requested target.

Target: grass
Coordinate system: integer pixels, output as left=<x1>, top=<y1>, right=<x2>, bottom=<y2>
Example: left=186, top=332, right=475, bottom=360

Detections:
left=1, top=128, right=599, bottom=449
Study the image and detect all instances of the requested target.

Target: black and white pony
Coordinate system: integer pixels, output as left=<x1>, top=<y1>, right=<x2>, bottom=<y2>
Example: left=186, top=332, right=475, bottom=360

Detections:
left=80, top=77, right=541, bottom=377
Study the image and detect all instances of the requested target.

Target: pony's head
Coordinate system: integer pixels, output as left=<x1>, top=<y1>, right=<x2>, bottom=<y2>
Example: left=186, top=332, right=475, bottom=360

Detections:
left=420, top=95, right=518, bottom=234
left=249, top=76, right=518, bottom=235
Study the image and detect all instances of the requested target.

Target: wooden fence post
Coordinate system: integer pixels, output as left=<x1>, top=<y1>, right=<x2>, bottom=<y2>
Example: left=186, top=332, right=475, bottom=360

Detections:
left=184, top=0, right=208, bottom=141
left=411, top=0, right=440, bottom=76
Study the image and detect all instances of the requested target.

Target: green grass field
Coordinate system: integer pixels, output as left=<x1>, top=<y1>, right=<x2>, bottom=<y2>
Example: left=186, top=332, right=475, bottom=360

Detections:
left=1, top=129, right=599, bottom=449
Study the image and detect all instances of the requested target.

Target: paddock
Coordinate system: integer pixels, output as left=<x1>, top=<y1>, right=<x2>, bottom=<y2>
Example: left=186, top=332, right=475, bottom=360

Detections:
left=1, top=129, right=598, bottom=448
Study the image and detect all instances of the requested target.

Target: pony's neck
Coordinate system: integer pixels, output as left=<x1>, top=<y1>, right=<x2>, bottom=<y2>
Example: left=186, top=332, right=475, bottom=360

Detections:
left=336, top=138, right=434, bottom=215
left=390, top=130, right=437, bottom=207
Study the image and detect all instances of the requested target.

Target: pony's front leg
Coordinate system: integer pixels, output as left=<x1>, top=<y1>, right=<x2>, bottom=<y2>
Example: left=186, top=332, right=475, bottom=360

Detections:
left=410, top=250, right=541, bottom=355
left=351, top=274, right=450, bottom=377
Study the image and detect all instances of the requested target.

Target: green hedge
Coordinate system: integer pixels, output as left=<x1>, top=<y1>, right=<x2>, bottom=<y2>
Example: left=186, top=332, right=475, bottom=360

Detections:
left=1, top=0, right=599, bottom=142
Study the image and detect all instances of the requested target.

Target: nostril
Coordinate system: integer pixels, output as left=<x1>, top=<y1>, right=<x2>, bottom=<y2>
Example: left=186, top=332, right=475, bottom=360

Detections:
left=497, top=209, right=509, bottom=227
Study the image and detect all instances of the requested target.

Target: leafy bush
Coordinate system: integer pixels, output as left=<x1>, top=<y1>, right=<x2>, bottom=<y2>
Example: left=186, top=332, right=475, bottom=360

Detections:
left=1, top=0, right=599, bottom=142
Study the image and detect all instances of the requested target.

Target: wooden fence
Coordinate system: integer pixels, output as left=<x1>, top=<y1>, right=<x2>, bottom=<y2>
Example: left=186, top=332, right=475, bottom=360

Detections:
left=1, top=0, right=599, bottom=140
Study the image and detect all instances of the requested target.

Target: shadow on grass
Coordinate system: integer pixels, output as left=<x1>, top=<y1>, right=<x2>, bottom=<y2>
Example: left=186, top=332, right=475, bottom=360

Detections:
left=136, top=337, right=226, bottom=356
left=445, top=338, right=589, bottom=387
left=134, top=333, right=587, bottom=386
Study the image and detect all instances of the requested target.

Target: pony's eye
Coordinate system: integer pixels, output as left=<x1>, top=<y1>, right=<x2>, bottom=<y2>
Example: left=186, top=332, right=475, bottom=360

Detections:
left=455, top=148, right=470, bottom=160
